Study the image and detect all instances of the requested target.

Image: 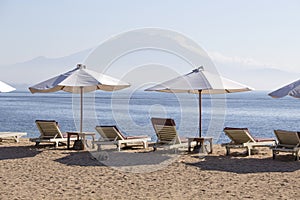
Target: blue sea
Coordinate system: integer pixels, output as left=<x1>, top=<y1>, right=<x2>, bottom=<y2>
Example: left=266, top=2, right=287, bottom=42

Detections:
left=1, top=90, right=300, bottom=144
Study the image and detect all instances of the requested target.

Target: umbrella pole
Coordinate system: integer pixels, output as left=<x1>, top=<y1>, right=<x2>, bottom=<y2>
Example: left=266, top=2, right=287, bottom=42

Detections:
left=80, top=87, right=83, bottom=134
left=198, top=90, right=202, bottom=137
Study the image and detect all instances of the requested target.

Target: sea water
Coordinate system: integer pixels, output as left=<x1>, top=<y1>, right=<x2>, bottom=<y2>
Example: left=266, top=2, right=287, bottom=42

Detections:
left=1, top=90, right=300, bottom=144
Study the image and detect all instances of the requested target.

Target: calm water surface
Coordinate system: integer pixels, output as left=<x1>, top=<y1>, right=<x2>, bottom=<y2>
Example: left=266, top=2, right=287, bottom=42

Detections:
left=1, top=91, right=300, bottom=143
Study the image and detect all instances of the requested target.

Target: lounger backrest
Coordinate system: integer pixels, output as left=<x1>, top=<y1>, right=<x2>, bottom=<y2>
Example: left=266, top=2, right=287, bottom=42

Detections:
left=95, top=126, right=125, bottom=141
left=35, top=120, right=63, bottom=139
left=274, top=130, right=300, bottom=146
left=223, top=127, right=255, bottom=144
left=151, top=118, right=181, bottom=144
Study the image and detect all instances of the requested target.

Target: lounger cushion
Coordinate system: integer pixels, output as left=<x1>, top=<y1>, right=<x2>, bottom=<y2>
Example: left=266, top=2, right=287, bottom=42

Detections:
left=253, top=137, right=276, bottom=142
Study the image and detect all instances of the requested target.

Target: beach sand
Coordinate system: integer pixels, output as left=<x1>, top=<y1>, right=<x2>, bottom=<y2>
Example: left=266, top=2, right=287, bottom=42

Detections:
left=0, top=139, right=299, bottom=200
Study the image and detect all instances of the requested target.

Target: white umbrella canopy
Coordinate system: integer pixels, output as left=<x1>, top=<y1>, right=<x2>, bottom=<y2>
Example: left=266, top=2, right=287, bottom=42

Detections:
left=29, top=64, right=130, bottom=133
left=0, top=81, right=15, bottom=93
left=29, top=64, right=130, bottom=93
left=268, top=79, right=300, bottom=98
left=145, top=67, right=252, bottom=137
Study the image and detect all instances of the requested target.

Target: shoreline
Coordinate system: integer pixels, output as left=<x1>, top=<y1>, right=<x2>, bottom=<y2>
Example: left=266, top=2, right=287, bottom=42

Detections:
left=0, top=139, right=299, bottom=199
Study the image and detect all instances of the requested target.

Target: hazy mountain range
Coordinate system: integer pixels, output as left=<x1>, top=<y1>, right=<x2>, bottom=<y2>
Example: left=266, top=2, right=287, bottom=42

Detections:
left=213, top=61, right=300, bottom=91
left=0, top=48, right=298, bottom=91
left=0, top=48, right=93, bottom=91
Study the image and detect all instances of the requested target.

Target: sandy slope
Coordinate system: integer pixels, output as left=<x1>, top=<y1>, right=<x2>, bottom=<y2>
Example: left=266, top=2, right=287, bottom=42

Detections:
left=0, top=139, right=299, bottom=200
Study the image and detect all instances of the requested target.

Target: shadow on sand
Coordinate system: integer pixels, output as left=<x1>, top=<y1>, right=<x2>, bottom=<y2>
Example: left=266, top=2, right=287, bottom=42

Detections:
left=54, top=151, right=104, bottom=167
left=55, top=149, right=180, bottom=173
left=185, top=155, right=300, bottom=174
left=0, top=146, right=41, bottom=160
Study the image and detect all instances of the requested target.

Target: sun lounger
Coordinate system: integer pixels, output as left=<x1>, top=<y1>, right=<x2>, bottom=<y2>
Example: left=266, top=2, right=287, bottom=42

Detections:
left=30, top=120, right=76, bottom=147
left=0, top=132, right=27, bottom=142
left=151, top=117, right=189, bottom=151
left=222, top=127, right=276, bottom=156
left=271, top=130, right=300, bottom=161
left=94, top=126, right=150, bottom=151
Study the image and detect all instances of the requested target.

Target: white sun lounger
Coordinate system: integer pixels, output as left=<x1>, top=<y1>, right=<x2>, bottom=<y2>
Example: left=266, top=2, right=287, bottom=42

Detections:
left=30, top=120, right=76, bottom=147
left=222, top=127, right=276, bottom=156
left=94, top=126, right=150, bottom=151
left=0, top=132, right=27, bottom=142
left=271, top=130, right=300, bottom=161
left=151, top=118, right=189, bottom=151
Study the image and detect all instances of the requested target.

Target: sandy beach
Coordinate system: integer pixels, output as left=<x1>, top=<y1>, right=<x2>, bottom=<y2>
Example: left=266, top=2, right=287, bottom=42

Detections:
left=0, top=139, right=299, bottom=200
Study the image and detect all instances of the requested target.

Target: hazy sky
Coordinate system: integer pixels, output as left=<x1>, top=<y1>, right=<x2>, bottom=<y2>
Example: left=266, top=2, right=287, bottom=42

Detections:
left=0, top=0, right=299, bottom=76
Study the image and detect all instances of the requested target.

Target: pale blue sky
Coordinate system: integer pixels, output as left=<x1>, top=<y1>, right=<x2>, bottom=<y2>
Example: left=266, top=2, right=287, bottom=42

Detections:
left=0, top=0, right=299, bottom=80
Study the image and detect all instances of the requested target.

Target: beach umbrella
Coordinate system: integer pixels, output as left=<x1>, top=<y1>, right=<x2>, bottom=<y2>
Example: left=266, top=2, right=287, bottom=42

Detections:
left=145, top=66, right=252, bottom=137
left=29, top=64, right=130, bottom=133
left=0, top=80, right=15, bottom=93
left=268, top=79, right=300, bottom=98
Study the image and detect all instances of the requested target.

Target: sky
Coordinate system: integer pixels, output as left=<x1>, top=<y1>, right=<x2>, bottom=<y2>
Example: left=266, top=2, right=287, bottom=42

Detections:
left=0, top=0, right=300, bottom=89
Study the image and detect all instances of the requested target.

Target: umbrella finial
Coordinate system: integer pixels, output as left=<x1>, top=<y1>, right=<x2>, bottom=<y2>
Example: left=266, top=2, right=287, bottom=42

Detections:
left=193, top=66, right=204, bottom=73
left=77, top=64, right=86, bottom=69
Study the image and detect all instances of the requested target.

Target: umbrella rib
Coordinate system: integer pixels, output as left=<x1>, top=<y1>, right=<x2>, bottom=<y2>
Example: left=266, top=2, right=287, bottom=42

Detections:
left=59, top=85, right=65, bottom=91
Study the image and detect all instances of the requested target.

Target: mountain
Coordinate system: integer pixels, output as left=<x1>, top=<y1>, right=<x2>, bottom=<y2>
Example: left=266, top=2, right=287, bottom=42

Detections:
left=0, top=47, right=299, bottom=91
left=0, top=48, right=92, bottom=91
left=214, top=61, right=300, bottom=91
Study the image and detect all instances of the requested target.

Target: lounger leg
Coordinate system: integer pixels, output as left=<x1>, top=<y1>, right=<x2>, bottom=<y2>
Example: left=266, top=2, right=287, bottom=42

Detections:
left=209, top=138, right=213, bottom=154
left=117, top=141, right=121, bottom=151
left=13, top=136, right=19, bottom=142
left=272, top=150, right=276, bottom=160
left=225, top=147, right=230, bottom=156
left=188, top=138, right=192, bottom=152
left=153, top=144, right=157, bottom=151
left=296, top=151, right=299, bottom=161
left=200, top=143, right=205, bottom=154
left=143, top=140, right=148, bottom=149
left=97, top=144, right=101, bottom=151
left=35, top=142, right=40, bottom=146
left=247, top=147, right=251, bottom=156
